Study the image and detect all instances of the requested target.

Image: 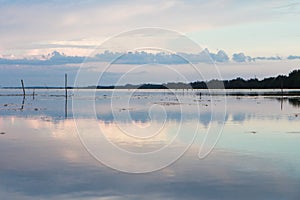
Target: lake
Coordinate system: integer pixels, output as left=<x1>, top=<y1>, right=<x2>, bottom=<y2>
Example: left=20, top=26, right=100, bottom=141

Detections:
left=0, top=89, right=300, bottom=199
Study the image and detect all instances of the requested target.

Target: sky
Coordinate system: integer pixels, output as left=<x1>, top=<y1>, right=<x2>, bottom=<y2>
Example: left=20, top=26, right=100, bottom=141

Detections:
left=0, top=0, right=300, bottom=86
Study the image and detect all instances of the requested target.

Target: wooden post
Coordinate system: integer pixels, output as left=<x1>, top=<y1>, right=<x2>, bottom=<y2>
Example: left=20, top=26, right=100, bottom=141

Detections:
left=21, top=79, right=25, bottom=96
left=65, top=73, right=68, bottom=97
left=21, top=96, right=25, bottom=110
left=280, top=80, right=283, bottom=110
left=65, top=73, right=67, bottom=118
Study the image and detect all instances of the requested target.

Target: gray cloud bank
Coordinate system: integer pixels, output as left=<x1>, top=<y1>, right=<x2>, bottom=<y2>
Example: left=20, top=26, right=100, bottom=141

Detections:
left=0, top=49, right=299, bottom=66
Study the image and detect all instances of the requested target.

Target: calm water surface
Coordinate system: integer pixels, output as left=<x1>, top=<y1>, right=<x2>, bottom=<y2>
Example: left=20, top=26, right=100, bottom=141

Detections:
left=0, top=89, right=300, bottom=199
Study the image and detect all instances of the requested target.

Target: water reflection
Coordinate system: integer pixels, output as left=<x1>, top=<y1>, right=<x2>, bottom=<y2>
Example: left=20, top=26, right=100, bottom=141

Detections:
left=0, top=116, right=300, bottom=199
left=274, top=97, right=300, bottom=108
left=0, top=90, right=300, bottom=199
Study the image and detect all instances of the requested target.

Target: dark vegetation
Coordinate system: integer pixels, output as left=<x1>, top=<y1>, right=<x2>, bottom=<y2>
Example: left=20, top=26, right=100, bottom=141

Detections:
left=102, top=69, right=300, bottom=89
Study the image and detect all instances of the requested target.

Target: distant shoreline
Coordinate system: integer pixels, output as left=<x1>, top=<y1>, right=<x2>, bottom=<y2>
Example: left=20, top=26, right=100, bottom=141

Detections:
left=1, top=69, right=300, bottom=91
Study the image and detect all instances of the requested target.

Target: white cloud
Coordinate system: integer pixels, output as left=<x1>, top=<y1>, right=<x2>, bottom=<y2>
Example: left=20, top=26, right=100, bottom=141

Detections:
left=232, top=53, right=253, bottom=62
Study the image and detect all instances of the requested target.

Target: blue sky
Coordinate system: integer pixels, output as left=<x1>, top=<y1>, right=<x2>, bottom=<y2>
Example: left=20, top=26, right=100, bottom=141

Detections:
left=0, top=0, right=300, bottom=86
left=0, top=0, right=299, bottom=57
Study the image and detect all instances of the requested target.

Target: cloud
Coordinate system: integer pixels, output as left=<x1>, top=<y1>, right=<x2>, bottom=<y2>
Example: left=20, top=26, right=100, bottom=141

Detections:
left=178, top=49, right=230, bottom=63
left=0, top=51, right=85, bottom=65
left=232, top=53, right=253, bottom=62
left=211, top=50, right=230, bottom=62
left=287, top=55, right=300, bottom=60
left=0, top=49, right=233, bottom=65
left=0, top=48, right=300, bottom=66
left=0, top=49, right=296, bottom=65
left=254, top=56, right=281, bottom=61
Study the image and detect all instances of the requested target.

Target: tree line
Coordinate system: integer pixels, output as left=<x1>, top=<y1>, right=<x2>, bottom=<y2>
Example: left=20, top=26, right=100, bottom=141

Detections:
left=96, top=69, right=300, bottom=89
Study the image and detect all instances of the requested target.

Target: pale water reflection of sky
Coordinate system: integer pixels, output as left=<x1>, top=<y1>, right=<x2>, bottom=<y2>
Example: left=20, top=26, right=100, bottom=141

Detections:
left=0, top=91, right=300, bottom=199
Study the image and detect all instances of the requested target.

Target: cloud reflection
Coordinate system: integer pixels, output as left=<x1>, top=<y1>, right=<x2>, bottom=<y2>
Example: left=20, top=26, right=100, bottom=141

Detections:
left=0, top=91, right=300, bottom=199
